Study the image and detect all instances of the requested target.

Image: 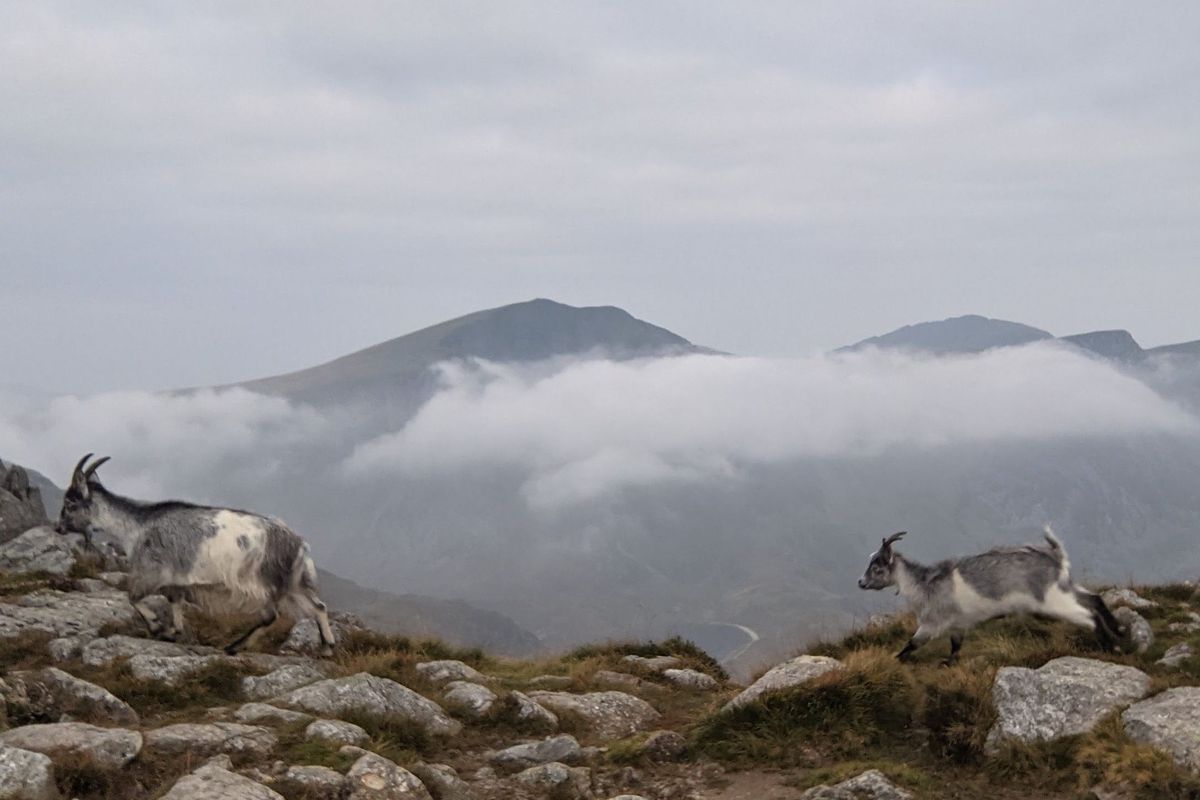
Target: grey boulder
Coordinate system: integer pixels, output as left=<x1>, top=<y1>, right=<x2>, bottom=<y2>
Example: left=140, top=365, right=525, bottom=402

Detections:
left=510, top=690, right=558, bottom=729
left=1123, top=687, right=1200, bottom=772
left=662, top=668, right=718, bottom=690
left=410, top=763, right=474, bottom=800
left=526, top=692, right=659, bottom=740
left=0, top=528, right=76, bottom=576
left=1158, top=643, right=1194, bottom=669
left=143, top=722, right=277, bottom=760
left=987, top=657, right=1150, bottom=750
left=800, top=769, right=912, bottom=799
left=128, top=654, right=223, bottom=687
left=306, top=718, right=370, bottom=747
left=442, top=681, right=497, bottom=718
left=274, top=672, right=460, bottom=736
left=159, top=764, right=284, bottom=799
left=0, top=743, right=60, bottom=800
left=3, top=667, right=138, bottom=726
left=1113, top=607, right=1154, bottom=654
left=414, top=660, right=487, bottom=685
left=346, top=752, right=432, bottom=799
left=0, top=588, right=136, bottom=641
left=723, top=655, right=842, bottom=711
left=490, top=734, right=583, bottom=770
left=513, top=762, right=593, bottom=800
left=242, top=664, right=327, bottom=701
left=0, top=722, right=141, bottom=770
left=282, top=765, right=346, bottom=795
left=233, top=703, right=312, bottom=726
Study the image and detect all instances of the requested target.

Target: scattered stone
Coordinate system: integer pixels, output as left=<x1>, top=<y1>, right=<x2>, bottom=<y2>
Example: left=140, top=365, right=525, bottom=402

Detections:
left=443, top=681, right=497, bottom=718
left=143, top=722, right=277, bottom=760
left=490, top=734, right=583, bottom=771
left=306, top=719, right=370, bottom=748
left=0, top=722, right=142, bottom=770
left=160, top=764, right=284, bottom=799
left=282, top=765, right=345, bottom=796
left=233, top=703, right=311, bottom=726
left=800, top=769, right=913, bottom=799
left=527, top=692, right=660, bottom=740
left=1113, top=607, right=1154, bottom=654
left=527, top=675, right=572, bottom=689
left=1158, top=643, right=1194, bottom=669
left=621, top=655, right=679, bottom=673
left=128, top=654, right=223, bottom=686
left=0, top=589, right=137, bottom=641
left=638, top=730, right=687, bottom=762
left=80, top=635, right=198, bottom=667
left=722, top=655, right=843, bottom=711
left=2, top=667, right=138, bottom=726
left=279, top=612, right=363, bottom=656
left=0, top=743, right=60, bottom=800
left=510, top=690, right=558, bottom=729
left=593, top=671, right=644, bottom=690
left=1168, top=612, right=1200, bottom=634
left=415, top=660, right=487, bottom=685
left=46, top=635, right=87, bottom=662
left=346, top=752, right=432, bottom=799
left=274, top=672, right=461, bottom=736
left=242, top=664, right=327, bottom=701
left=1123, top=687, right=1200, bottom=772
left=410, top=763, right=474, bottom=800
left=662, top=668, right=718, bottom=690
left=987, top=657, right=1150, bottom=750
left=513, top=762, right=593, bottom=800
left=0, top=528, right=73, bottom=576
left=1101, top=588, right=1157, bottom=610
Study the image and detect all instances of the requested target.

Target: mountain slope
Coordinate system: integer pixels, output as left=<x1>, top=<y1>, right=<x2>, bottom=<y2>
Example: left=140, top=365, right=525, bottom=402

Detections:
left=232, top=298, right=707, bottom=407
left=839, top=314, right=1053, bottom=355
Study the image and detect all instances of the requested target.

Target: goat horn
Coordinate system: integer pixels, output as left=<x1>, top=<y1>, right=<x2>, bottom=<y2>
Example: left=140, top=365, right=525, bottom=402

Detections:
left=71, top=453, right=94, bottom=487
left=883, top=531, right=907, bottom=548
left=83, top=456, right=110, bottom=481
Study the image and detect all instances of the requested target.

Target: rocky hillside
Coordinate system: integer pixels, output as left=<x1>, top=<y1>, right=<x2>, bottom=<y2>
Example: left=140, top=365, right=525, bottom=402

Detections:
left=0, top=528, right=1198, bottom=798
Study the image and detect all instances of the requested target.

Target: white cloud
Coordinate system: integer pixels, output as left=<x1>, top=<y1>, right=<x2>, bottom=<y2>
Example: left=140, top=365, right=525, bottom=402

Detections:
left=345, top=344, right=1198, bottom=508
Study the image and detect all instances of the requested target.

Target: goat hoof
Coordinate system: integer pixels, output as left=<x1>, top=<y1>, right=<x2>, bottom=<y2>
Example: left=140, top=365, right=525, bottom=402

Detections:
left=320, top=646, right=334, bottom=658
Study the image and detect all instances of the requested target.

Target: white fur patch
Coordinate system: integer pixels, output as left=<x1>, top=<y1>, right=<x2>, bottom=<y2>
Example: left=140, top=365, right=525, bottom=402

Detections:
left=187, top=510, right=271, bottom=608
left=949, top=570, right=1093, bottom=629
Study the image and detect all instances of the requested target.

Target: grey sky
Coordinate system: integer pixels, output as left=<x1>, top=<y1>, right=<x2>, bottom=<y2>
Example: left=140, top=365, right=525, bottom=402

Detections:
left=3, top=1, right=1199, bottom=394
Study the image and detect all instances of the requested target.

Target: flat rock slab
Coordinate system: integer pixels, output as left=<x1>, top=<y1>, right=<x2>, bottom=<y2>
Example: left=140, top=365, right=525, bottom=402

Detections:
left=987, top=656, right=1150, bottom=750
left=415, top=660, right=487, bottom=685
left=800, top=769, right=913, bottom=799
left=160, top=764, right=284, bottom=800
left=0, top=743, right=59, bottom=800
left=306, top=719, right=370, bottom=747
left=0, top=722, right=142, bottom=770
left=723, top=655, right=842, bottom=711
left=81, top=635, right=210, bottom=667
left=0, top=589, right=136, bottom=641
left=0, top=528, right=78, bottom=576
left=4, top=667, right=139, bottom=726
left=233, top=702, right=312, bottom=726
left=1123, top=687, right=1200, bottom=772
left=143, top=722, right=277, bottom=760
left=527, top=691, right=660, bottom=740
left=346, top=752, right=432, bottom=799
left=242, top=664, right=326, bottom=701
left=490, top=734, right=583, bottom=771
left=282, top=765, right=345, bottom=795
left=274, top=672, right=461, bottom=736
left=128, top=654, right=223, bottom=686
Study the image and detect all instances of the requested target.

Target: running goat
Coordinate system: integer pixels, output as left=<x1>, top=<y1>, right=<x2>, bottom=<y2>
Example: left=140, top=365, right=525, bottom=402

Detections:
left=56, top=454, right=336, bottom=655
left=857, top=528, right=1120, bottom=664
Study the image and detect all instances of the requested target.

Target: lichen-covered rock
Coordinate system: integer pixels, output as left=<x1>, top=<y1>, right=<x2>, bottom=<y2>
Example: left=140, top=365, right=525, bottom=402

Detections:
left=242, top=664, right=326, bottom=701
left=233, top=703, right=311, bottom=726
left=526, top=692, right=660, bottom=740
left=0, top=722, right=142, bottom=770
left=80, top=635, right=199, bottom=667
left=410, top=763, right=474, bottom=800
left=274, top=672, right=460, bottom=736
left=621, top=655, right=679, bottom=672
left=1123, top=687, right=1200, bottom=772
left=159, top=764, right=284, bottom=799
left=128, top=654, right=223, bottom=686
left=489, top=734, right=583, bottom=771
left=1113, top=607, right=1154, bottom=654
left=513, top=762, right=593, bottom=799
left=346, top=752, right=432, bottom=799
left=282, top=765, right=345, bottom=796
left=143, top=722, right=277, bottom=760
left=662, top=668, right=718, bottom=690
left=1101, top=588, right=1157, bottom=610
left=443, top=681, right=497, bottom=718
left=799, top=769, right=912, bottom=799
left=46, top=635, right=87, bottom=663
left=510, top=690, right=558, bottom=729
left=722, top=655, right=842, bottom=711
left=0, top=743, right=60, bottom=800
left=0, top=528, right=75, bottom=575
left=987, top=657, right=1150, bottom=750
left=306, top=718, right=370, bottom=747
left=3, top=667, right=138, bottom=726
left=1158, top=643, right=1194, bottom=669
left=0, top=589, right=136, bottom=641
left=414, top=660, right=487, bottom=685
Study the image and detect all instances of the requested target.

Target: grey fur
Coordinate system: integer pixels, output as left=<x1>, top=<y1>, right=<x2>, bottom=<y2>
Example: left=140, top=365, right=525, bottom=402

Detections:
left=858, top=528, right=1120, bottom=663
left=56, top=454, right=337, bottom=655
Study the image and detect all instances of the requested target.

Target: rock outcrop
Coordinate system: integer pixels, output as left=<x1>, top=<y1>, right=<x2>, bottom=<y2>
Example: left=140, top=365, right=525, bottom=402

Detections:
left=273, top=672, right=461, bottom=736
left=0, top=462, right=48, bottom=543
left=0, top=528, right=77, bottom=576
left=527, top=691, right=660, bottom=740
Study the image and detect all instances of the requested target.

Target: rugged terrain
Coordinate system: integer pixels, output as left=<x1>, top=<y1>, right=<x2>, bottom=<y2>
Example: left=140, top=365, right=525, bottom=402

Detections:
left=0, top=523, right=1199, bottom=799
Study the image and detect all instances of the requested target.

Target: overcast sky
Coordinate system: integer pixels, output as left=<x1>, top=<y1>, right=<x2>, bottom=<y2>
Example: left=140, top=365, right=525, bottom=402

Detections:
left=3, top=2, right=1199, bottom=394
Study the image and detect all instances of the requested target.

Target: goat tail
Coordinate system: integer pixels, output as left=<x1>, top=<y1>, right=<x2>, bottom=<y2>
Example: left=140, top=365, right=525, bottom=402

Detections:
left=1043, top=524, right=1072, bottom=581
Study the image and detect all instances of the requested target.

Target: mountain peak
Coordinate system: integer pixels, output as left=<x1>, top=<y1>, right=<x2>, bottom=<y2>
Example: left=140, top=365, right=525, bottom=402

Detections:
left=840, top=315, right=1053, bottom=355
left=1060, top=329, right=1144, bottom=362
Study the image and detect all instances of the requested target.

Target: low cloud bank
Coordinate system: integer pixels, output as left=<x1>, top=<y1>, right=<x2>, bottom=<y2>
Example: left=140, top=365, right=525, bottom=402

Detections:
left=346, top=344, right=1198, bottom=508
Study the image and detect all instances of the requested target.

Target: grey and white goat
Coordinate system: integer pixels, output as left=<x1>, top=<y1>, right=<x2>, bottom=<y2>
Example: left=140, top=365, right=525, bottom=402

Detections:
left=858, top=529, right=1120, bottom=664
left=57, top=454, right=336, bottom=655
